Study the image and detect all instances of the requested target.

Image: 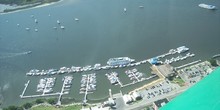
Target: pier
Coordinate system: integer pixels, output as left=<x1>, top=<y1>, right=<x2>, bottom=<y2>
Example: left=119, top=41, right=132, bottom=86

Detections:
left=175, top=60, right=202, bottom=70
left=117, top=78, right=123, bottom=87
left=20, top=80, right=30, bottom=98
left=112, top=73, right=123, bottom=87
left=80, top=73, right=96, bottom=105
left=129, top=71, right=141, bottom=82
left=122, top=75, right=158, bottom=87
left=83, top=74, right=90, bottom=104
left=20, top=76, right=71, bottom=103
left=57, top=76, right=73, bottom=105
left=20, top=92, right=62, bottom=99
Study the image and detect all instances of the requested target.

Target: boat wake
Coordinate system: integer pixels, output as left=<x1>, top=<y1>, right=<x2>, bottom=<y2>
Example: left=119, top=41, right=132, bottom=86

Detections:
left=0, top=51, right=32, bottom=59
left=2, top=83, right=10, bottom=91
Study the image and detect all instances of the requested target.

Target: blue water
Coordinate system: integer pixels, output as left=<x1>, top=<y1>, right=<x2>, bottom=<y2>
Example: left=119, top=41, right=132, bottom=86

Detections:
left=0, top=0, right=220, bottom=107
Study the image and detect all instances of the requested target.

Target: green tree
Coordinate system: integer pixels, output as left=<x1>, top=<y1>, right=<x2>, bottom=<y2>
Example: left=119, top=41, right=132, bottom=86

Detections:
left=16, top=106, right=23, bottom=110
left=22, top=102, right=33, bottom=109
left=2, top=108, right=9, bottom=110
left=209, top=59, right=218, bottom=67
left=6, top=105, right=18, bottom=110
left=47, top=98, right=56, bottom=105
left=35, top=98, right=44, bottom=104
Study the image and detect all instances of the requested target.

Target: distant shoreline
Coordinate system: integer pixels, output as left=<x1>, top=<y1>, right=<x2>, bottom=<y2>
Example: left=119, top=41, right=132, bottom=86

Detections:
left=0, top=0, right=62, bottom=15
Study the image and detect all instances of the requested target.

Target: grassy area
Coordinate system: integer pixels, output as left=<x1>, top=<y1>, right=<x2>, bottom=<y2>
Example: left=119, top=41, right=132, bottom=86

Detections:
left=31, top=105, right=82, bottom=110
left=31, top=106, right=57, bottom=110
left=171, top=77, right=185, bottom=87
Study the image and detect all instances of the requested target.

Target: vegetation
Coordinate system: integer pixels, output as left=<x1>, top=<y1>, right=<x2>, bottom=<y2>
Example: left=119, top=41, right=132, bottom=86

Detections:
left=167, top=73, right=176, bottom=81
left=208, top=59, right=218, bottom=67
left=47, top=98, right=57, bottom=105
left=171, top=76, right=185, bottom=87
left=31, top=104, right=82, bottom=110
left=35, top=98, right=45, bottom=104
left=22, top=102, right=33, bottom=109
left=3, top=105, right=23, bottom=110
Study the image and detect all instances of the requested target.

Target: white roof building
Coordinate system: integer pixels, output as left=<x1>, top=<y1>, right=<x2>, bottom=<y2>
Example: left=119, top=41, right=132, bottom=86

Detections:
left=123, top=94, right=133, bottom=104
left=131, top=91, right=142, bottom=101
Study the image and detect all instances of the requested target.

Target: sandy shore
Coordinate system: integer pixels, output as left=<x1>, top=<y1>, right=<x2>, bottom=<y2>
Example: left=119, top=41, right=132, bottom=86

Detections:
left=0, top=0, right=63, bottom=15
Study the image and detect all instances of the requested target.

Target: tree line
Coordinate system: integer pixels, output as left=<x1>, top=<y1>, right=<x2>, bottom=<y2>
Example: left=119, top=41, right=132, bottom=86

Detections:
left=3, top=98, right=57, bottom=110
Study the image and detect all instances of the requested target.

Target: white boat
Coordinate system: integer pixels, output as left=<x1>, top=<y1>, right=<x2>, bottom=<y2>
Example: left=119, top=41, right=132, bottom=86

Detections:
left=107, top=57, right=135, bottom=66
left=60, top=26, right=65, bottom=29
left=198, top=3, right=216, bottom=10
left=139, top=6, right=144, bottom=8
left=35, top=19, right=38, bottom=23
left=35, top=29, right=38, bottom=32
left=57, top=20, right=60, bottom=24
left=124, top=8, right=127, bottom=12
left=74, top=18, right=79, bottom=21
left=25, top=28, right=30, bottom=31
left=176, top=46, right=189, bottom=53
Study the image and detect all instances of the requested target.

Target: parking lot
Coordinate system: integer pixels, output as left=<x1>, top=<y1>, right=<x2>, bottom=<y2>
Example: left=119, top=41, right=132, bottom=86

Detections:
left=178, top=61, right=214, bottom=86
left=140, top=80, right=179, bottom=100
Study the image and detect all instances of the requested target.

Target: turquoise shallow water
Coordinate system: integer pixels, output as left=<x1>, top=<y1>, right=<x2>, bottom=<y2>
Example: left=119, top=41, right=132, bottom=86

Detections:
left=0, top=0, right=220, bottom=107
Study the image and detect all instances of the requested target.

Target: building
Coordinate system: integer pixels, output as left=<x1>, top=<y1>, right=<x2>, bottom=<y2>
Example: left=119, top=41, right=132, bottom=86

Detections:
left=123, top=94, right=133, bottom=104
left=130, top=91, right=142, bottom=101
left=153, top=98, right=169, bottom=110
left=156, top=64, right=175, bottom=78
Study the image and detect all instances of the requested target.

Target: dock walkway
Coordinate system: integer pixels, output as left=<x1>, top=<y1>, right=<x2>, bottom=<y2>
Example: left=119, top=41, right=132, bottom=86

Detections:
left=175, top=60, right=201, bottom=70
left=20, top=80, right=30, bottom=98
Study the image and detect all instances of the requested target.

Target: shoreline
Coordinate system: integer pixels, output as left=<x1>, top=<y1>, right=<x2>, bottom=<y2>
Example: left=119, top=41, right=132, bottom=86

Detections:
left=0, top=0, right=63, bottom=15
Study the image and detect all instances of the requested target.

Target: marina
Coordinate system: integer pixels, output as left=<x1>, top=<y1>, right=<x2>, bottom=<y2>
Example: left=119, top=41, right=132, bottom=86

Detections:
left=106, top=72, right=123, bottom=87
left=20, top=76, right=73, bottom=105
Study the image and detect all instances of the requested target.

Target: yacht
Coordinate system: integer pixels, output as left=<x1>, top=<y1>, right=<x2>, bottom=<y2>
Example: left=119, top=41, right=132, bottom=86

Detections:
left=176, top=46, right=189, bottom=53
left=124, top=8, right=127, bottom=12
left=25, top=28, right=30, bottom=31
left=60, top=26, right=65, bottom=29
left=57, top=20, right=60, bottom=24
left=139, top=6, right=144, bottom=8
left=198, top=3, right=216, bottom=10
left=107, top=57, right=135, bottom=66
left=74, top=18, right=79, bottom=21
left=34, top=19, right=38, bottom=23
left=24, top=51, right=32, bottom=55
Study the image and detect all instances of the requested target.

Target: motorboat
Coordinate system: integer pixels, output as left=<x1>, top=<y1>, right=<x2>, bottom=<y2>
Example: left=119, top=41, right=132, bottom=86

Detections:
left=199, top=3, right=216, bottom=10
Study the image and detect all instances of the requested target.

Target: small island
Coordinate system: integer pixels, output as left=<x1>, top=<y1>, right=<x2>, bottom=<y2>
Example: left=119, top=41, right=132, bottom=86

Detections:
left=0, top=0, right=60, bottom=13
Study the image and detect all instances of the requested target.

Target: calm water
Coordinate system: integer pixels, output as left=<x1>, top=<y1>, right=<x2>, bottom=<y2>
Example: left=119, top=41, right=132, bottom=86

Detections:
left=0, top=0, right=220, bottom=107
